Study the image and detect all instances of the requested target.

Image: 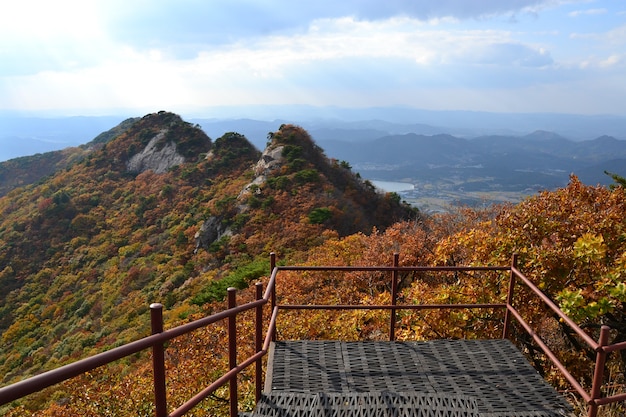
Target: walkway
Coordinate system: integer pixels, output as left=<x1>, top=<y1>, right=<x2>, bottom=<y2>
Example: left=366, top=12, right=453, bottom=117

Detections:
left=249, top=339, right=572, bottom=416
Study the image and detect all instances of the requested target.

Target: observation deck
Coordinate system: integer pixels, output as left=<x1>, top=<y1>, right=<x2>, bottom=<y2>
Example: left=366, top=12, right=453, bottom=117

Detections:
left=250, top=339, right=572, bottom=416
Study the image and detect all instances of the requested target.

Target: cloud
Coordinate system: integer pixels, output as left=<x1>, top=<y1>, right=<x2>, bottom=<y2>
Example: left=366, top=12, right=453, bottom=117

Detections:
left=605, top=24, right=626, bottom=46
left=571, top=22, right=626, bottom=70
left=245, top=18, right=554, bottom=68
left=568, top=8, right=607, bottom=17
left=1, top=17, right=562, bottom=110
left=598, top=54, right=622, bottom=68
left=98, top=0, right=554, bottom=52
left=1, top=0, right=624, bottom=115
left=0, top=0, right=110, bottom=75
left=0, top=0, right=559, bottom=76
left=453, top=42, right=554, bottom=68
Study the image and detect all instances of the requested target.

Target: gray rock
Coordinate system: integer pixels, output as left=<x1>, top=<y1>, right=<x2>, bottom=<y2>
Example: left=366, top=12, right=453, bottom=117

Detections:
left=194, top=216, right=232, bottom=252
left=126, top=130, right=186, bottom=174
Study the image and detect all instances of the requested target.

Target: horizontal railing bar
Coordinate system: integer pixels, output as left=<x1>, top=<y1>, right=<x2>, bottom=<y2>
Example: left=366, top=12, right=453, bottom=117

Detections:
left=511, top=266, right=598, bottom=350
left=602, top=340, right=626, bottom=353
left=278, top=303, right=507, bottom=310
left=171, top=305, right=281, bottom=417
left=0, top=332, right=163, bottom=405
left=506, top=304, right=591, bottom=403
left=594, top=391, right=626, bottom=406
left=277, top=265, right=509, bottom=272
left=167, top=299, right=266, bottom=339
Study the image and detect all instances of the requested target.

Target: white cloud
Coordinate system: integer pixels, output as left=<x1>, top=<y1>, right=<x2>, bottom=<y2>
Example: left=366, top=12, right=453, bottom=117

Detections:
left=574, top=22, right=626, bottom=42
left=599, top=54, right=622, bottom=68
left=568, top=8, right=607, bottom=17
left=88, top=0, right=557, bottom=53
left=2, top=16, right=560, bottom=109
left=605, top=24, right=626, bottom=46
left=0, top=1, right=113, bottom=75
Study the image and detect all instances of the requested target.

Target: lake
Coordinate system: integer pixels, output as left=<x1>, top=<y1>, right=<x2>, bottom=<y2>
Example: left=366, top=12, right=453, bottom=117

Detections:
left=371, top=180, right=415, bottom=192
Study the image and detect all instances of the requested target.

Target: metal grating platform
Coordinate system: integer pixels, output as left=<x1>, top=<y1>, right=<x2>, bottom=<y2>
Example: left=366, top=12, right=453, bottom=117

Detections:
left=258, top=340, right=572, bottom=417
left=250, top=392, right=481, bottom=417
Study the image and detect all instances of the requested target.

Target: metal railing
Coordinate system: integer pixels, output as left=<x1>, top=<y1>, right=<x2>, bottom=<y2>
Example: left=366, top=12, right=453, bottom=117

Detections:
left=0, top=252, right=624, bottom=417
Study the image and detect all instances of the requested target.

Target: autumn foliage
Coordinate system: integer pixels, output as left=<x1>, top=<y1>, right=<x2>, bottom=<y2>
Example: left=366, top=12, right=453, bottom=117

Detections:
left=0, top=113, right=416, bottom=415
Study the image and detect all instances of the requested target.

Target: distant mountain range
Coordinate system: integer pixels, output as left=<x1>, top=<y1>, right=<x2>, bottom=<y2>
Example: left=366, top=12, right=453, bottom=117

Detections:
left=175, top=114, right=626, bottom=193
left=2, top=107, right=626, bottom=162
left=0, top=116, right=127, bottom=161
left=190, top=105, right=626, bottom=142
left=316, top=130, right=626, bottom=187
left=1, top=109, right=625, bottom=198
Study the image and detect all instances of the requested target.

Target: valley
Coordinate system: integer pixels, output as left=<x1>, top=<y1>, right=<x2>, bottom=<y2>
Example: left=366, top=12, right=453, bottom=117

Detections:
left=374, top=177, right=532, bottom=212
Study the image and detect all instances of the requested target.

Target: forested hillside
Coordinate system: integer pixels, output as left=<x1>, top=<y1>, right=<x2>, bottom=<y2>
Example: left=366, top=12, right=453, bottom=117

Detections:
left=1, top=112, right=625, bottom=416
left=0, top=112, right=414, bottom=396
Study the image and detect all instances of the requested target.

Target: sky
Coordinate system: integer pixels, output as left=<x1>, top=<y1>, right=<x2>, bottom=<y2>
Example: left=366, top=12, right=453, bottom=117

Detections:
left=1, top=0, right=625, bottom=117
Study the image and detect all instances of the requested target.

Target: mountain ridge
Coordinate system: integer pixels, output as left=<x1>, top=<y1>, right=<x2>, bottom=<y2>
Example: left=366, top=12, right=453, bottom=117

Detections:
left=3, top=108, right=626, bottom=162
left=3, top=122, right=625, bottom=200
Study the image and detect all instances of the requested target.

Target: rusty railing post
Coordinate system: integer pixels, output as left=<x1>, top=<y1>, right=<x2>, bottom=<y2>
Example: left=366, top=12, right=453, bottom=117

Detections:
left=502, top=254, right=518, bottom=339
left=150, top=303, right=167, bottom=417
left=390, top=253, right=399, bottom=341
left=588, top=325, right=610, bottom=417
left=228, top=288, right=238, bottom=417
left=255, top=282, right=264, bottom=403
left=270, top=252, right=277, bottom=342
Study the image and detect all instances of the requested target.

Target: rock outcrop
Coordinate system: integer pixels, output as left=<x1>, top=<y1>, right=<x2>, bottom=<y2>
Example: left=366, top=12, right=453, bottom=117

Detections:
left=194, top=216, right=232, bottom=252
left=239, top=144, right=285, bottom=200
left=126, top=130, right=186, bottom=174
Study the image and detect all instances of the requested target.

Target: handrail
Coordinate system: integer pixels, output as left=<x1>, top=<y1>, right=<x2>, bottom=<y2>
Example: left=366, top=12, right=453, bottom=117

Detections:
left=510, top=265, right=599, bottom=349
left=276, top=265, right=510, bottom=272
left=279, top=303, right=506, bottom=310
left=505, top=300, right=591, bottom=403
left=0, top=298, right=267, bottom=406
left=168, top=295, right=278, bottom=417
left=1, top=252, right=625, bottom=417
left=502, top=266, right=623, bottom=417
left=271, top=258, right=626, bottom=417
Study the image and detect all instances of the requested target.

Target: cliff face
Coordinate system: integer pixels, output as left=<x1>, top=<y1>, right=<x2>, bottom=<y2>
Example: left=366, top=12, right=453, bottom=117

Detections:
left=126, top=129, right=186, bottom=174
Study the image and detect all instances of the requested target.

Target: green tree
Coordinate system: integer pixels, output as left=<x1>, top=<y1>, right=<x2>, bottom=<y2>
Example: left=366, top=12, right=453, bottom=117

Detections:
left=308, top=207, right=333, bottom=224
left=605, top=170, right=626, bottom=189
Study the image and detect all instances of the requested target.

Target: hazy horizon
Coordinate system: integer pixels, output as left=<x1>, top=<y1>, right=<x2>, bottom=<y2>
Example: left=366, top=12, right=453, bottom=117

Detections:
left=2, top=106, right=626, bottom=162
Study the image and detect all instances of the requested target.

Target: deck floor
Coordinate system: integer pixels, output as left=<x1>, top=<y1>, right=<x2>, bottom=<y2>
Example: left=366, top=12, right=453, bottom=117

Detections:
left=262, top=339, right=572, bottom=416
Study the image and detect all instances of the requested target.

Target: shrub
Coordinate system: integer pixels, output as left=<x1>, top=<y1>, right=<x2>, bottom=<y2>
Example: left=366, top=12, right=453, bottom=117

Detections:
left=294, top=169, right=320, bottom=184
left=308, top=207, right=333, bottom=224
left=191, top=258, right=269, bottom=305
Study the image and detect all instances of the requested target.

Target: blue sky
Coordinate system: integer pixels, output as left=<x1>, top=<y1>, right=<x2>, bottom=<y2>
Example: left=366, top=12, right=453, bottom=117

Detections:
left=1, top=0, right=625, bottom=116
